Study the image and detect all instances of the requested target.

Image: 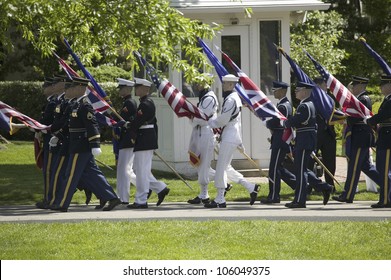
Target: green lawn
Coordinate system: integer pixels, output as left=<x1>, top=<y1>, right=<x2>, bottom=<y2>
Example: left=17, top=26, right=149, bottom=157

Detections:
left=0, top=141, right=389, bottom=260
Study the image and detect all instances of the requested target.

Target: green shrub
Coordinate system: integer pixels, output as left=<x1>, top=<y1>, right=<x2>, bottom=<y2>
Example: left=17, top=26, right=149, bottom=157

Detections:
left=85, top=65, right=132, bottom=82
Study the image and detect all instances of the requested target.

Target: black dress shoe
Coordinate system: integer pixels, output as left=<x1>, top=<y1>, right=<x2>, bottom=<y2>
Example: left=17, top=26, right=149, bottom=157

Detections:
left=35, top=201, right=50, bottom=209
left=322, top=188, right=332, bottom=205
left=50, top=205, right=68, bottom=212
left=187, top=196, right=210, bottom=204
left=127, top=202, right=148, bottom=209
left=260, top=198, right=280, bottom=204
left=332, top=196, right=353, bottom=203
left=285, top=201, right=306, bottom=208
left=95, top=199, right=107, bottom=209
left=121, top=202, right=129, bottom=205
left=371, top=202, right=387, bottom=208
left=147, top=189, right=152, bottom=199
left=250, top=184, right=260, bottom=205
left=102, top=198, right=121, bottom=211
left=224, top=183, right=233, bottom=196
left=204, top=200, right=227, bottom=208
left=157, top=187, right=170, bottom=206
left=84, top=189, right=92, bottom=205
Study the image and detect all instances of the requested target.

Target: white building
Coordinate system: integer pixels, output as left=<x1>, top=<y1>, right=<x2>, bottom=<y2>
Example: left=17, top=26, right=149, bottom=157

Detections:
left=152, top=0, right=329, bottom=177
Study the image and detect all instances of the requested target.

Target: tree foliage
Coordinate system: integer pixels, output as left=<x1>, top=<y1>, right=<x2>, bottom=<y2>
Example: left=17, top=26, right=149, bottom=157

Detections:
left=1, top=0, right=220, bottom=83
left=290, top=10, right=347, bottom=80
left=326, top=0, right=391, bottom=84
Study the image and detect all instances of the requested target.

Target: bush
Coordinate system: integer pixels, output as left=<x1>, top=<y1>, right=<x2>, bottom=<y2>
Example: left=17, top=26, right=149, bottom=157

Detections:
left=85, top=65, right=133, bottom=82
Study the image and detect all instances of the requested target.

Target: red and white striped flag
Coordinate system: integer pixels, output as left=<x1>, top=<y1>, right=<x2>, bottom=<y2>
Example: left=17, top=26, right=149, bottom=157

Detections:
left=305, top=50, right=372, bottom=118
left=0, top=101, right=51, bottom=134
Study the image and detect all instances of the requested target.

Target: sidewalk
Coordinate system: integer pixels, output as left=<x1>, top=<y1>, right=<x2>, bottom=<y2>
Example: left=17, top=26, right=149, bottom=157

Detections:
left=0, top=201, right=390, bottom=223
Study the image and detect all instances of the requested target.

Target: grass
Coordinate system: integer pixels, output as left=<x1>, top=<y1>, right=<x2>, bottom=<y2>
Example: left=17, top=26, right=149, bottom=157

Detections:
left=0, top=141, right=389, bottom=260
left=1, top=220, right=390, bottom=260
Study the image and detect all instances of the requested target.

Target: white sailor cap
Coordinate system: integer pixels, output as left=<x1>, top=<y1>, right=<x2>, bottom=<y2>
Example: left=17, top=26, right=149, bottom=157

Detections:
left=117, top=78, right=135, bottom=88
left=222, top=74, right=239, bottom=82
left=134, top=78, right=153, bottom=87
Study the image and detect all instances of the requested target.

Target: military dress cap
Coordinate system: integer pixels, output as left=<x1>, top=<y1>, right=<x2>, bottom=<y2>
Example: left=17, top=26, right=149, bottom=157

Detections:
left=64, top=77, right=75, bottom=89
left=272, top=81, right=289, bottom=89
left=53, top=74, right=68, bottom=83
left=117, top=78, right=135, bottom=88
left=380, top=74, right=391, bottom=85
left=134, top=77, right=152, bottom=87
left=43, top=77, right=54, bottom=88
left=72, top=77, right=90, bottom=86
left=296, top=81, right=314, bottom=89
left=222, top=74, right=239, bottom=82
left=351, top=75, right=369, bottom=85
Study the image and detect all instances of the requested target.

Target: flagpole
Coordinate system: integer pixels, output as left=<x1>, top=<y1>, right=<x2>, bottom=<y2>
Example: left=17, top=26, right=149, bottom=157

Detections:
left=311, top=152, right=342, bottom=190
left=153, top=151, right=194, bottom=191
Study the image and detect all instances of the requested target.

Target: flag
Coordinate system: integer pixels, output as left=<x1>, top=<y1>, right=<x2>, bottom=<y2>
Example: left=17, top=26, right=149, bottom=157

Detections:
left=133, top=51, right=208, bottom=120
left=305, top=50, right=372, bottom=118
left=0, top=101, right=51, bottom=134
left=53, top=52, right=111, bottom=113
left=198, top=38, right=292, bottom=142
left=277, top=46, right=337, bottom=123
left=359, top=37, right=391, bottom=75
left=217, top=47, right=293, bottom=142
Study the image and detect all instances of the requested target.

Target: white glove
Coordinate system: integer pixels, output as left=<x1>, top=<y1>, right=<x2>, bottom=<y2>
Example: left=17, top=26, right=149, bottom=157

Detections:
left=49, top=136, right=59, bottom=147
left=363, top=116, right=371, bottom=124
left=91, top=147, right=102, bottom=156
left=237, top=144, right=245, bottom=153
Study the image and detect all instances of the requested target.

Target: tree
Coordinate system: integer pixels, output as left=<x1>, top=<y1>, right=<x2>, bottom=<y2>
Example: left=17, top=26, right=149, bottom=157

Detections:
left=290, top=10, right=347, bottom=81
left=1, top=0, right=220, bottom=83
left=327, top=0, right=391, bottom=84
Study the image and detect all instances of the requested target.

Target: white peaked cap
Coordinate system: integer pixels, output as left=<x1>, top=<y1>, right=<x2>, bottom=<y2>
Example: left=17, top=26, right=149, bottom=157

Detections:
left=134, top=78, right=153, bottom=87
left=117, top=78, right=135, bottom=87
left=222, top=74, right=239, bottom=82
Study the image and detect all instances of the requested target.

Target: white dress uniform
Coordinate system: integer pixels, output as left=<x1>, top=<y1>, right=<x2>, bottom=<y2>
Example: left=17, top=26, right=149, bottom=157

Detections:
left=208, top=90, right=244, bottom=204
left=190, top=89, right=218, bottom=200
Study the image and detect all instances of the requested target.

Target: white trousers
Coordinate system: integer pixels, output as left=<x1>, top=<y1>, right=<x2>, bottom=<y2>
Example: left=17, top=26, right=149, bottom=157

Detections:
left=208, top=165, right=253, bottom=193
left=134, top=150, right=166, bottom=204
left=116, top=148, right=137, bottom=203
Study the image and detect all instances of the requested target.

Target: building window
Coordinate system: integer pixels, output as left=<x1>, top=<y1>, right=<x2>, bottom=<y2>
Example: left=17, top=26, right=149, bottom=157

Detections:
left=259, top=20, right=282, bottom=95
left=221, top=35, right=241, bottom=74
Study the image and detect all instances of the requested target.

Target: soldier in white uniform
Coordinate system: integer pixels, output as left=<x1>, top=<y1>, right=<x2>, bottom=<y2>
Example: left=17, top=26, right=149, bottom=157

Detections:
left=204, top=74, right=260, bottom=208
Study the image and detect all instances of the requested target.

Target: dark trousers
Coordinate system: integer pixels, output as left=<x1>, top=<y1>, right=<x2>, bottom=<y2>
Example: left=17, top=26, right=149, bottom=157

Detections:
left=56, top=152, right=117, bottom=209
left=342, top=146, right=381, bottom=201
left=309, top=133, right=336, bottom=186
left=42, top=149, right=56, bottom=202
left=268, top=147, right=295, bottom=200
left=376, top=148, right=391, bottom=205
left=293, top=148, right=313, bottom=204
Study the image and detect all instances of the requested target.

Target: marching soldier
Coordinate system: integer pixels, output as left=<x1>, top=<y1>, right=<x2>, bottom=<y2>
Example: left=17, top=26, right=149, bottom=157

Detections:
left=366, top=75, right=391, bottom=208
left=283, top=81, right=332, bottom=208
left=116, top=78, right=138, bottom=205
left=35, top=77, right=60, bottom=209
left=205, top=74, right=259, bottom=208
left=333, top=76, right=381, bottom=204
left=187, top=79, right=219, bottom=204
left=51, top=77, right=121, bottom=212
left=126, top=78, right=169, bottom=209
left=261, top=81, right=296, bottom=204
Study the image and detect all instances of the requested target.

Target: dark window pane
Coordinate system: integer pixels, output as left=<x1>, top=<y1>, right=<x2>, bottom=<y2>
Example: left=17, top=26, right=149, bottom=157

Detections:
left=260, top=21, right=282, bottom=95
left=222, top=35, right=241, bottom=75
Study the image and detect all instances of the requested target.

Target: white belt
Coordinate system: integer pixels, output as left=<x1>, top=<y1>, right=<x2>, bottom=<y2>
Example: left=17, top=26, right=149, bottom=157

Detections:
left=139, top=124, right=154, bottom=129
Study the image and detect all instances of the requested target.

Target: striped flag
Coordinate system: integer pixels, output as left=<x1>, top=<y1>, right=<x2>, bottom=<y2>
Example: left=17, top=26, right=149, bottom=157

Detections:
left=0, top=101, right=51, bottom=134
left=359, top=37, right=391, bottom=75
left=277, top=46, right=338, bottom=123
left=134, top=51, right=208, bottom=120
left=305, top=50, right=372, bottom=118
left=198, top=38, right=292, bottom=142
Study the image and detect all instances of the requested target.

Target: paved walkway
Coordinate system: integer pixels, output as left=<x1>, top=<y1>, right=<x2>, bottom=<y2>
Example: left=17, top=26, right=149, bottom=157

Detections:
left=1, top=157, right=387, bottom=223
left=1, top=201, right=390, bottom=223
